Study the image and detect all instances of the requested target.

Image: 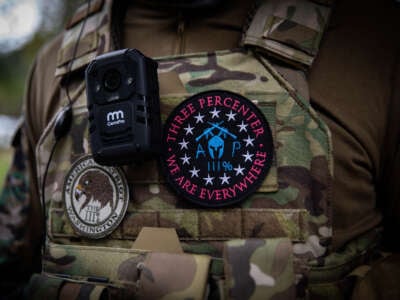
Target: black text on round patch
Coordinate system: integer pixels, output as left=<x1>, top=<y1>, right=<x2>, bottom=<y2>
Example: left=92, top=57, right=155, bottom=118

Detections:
left=63, top=156, right=129, bottom=238
left=161, top=90, right=273, bottom=207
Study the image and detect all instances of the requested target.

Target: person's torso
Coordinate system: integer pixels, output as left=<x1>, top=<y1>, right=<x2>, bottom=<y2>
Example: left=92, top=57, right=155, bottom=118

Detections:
left=32, top=1, right=381, bottom=298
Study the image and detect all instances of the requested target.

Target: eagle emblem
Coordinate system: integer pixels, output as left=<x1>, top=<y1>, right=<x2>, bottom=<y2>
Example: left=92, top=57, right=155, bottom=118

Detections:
left=74, top=170, right=115, bottom=214
left=64, top=156, right=129, bottom=238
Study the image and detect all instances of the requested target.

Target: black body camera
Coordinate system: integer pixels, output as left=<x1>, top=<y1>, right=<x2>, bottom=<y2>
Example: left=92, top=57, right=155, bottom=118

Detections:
left=85, top=49, right=160, bottom=165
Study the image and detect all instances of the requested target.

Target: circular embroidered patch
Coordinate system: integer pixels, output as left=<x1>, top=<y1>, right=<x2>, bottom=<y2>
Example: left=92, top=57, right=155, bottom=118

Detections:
left=63, top=156, right=129, bottom=238
left=161, top=90, right=273, bottom=207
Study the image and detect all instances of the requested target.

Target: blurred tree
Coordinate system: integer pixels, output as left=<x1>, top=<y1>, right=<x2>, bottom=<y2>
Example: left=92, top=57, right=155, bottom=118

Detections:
left=0, top=0, right=85, bottom=116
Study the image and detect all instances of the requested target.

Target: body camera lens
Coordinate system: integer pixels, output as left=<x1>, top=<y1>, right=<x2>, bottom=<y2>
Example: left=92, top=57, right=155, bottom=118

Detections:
left=103, top=69, right=121, bottom=91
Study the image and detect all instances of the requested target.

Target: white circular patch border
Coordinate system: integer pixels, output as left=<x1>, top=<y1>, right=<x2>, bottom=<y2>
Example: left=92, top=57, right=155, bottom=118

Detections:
left=63, top=155, right=129, bottom=239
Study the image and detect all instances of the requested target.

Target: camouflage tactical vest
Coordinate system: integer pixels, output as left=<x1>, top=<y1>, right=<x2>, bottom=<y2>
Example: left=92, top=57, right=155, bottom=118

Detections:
left=29, top=0, right=381, bottom=299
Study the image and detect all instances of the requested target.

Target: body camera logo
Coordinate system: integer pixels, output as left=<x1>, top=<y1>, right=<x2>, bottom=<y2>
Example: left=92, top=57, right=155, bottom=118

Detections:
left=106, top=110, right=126, bottom=127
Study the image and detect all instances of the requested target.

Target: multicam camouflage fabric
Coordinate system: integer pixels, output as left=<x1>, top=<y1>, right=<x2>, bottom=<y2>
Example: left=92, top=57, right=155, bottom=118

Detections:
left=224, top=238, right=296, bottom=299
left=242, top=0, right=333, bottom=67
left=0, top=127, right=30, bottom=266
left=55, top=0, right=113, bottom=77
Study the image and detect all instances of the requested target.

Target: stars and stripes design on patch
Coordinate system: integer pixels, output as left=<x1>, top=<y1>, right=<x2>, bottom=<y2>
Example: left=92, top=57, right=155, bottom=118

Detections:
left=161, top=90, right=274, bottom=207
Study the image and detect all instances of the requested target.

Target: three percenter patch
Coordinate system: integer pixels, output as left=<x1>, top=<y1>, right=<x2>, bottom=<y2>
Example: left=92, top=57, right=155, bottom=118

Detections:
left=161, top=90, right=274, bottom=207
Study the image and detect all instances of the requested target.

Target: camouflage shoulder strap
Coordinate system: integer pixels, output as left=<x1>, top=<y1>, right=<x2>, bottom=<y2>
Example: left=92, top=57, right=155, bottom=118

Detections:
left=242, top=0, right=334, bottom=69
left=55, top=0, right=114, bottom=77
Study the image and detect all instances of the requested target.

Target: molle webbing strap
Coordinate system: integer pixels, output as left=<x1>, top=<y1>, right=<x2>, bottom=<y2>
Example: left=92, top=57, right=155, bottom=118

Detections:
left=243, top=0, right=334, bottom=68
left=49, top=207, right=308, bottom=242
left=66, top=0, right=105, bottom=29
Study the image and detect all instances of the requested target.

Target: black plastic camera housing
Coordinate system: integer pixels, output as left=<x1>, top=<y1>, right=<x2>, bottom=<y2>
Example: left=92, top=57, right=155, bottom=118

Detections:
left=85, top=49, right=160, bottom=165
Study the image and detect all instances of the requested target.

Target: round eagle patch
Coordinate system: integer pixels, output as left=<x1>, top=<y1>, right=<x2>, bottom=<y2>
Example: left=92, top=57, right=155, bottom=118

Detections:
left=63, top=156, right=129, bottom=238
left=161, top=90, right=273, bottom=207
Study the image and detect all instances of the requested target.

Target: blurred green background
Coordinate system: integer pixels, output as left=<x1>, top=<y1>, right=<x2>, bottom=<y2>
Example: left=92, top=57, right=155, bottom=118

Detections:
left=0, top=0, right=84, bottom=191
left=0, top=150, right=11, bottom=189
